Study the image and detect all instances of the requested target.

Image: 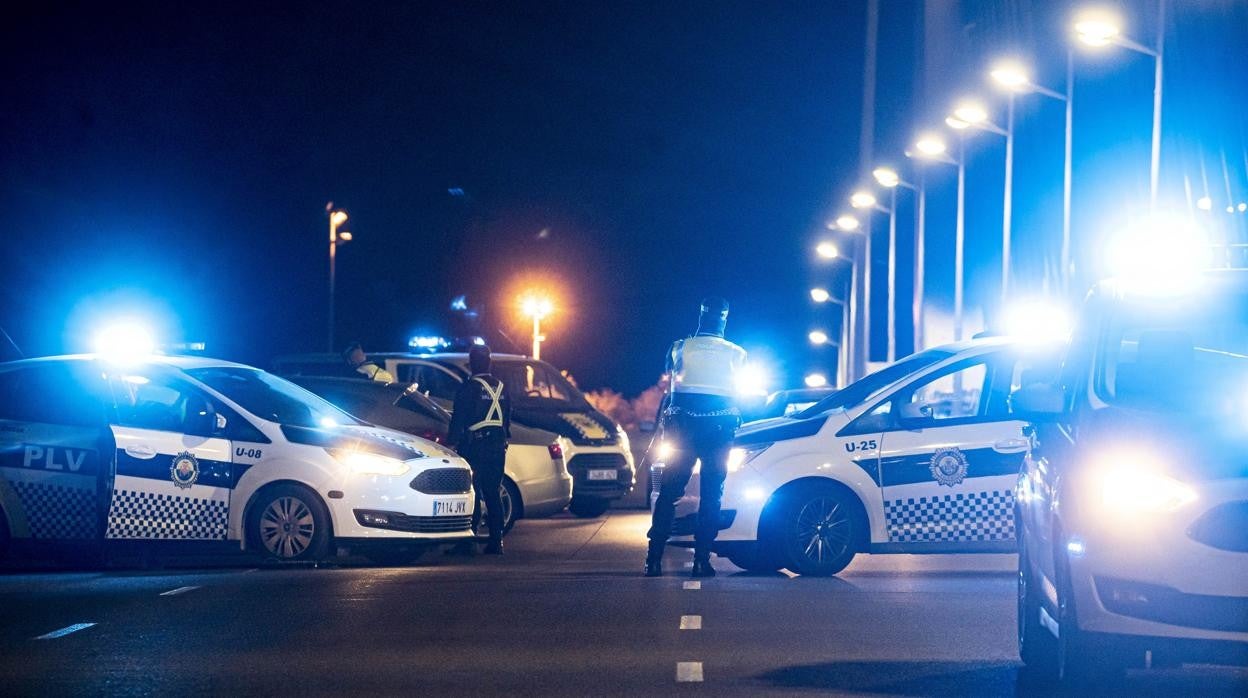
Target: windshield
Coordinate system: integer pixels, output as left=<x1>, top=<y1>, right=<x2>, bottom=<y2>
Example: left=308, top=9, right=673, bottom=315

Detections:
left=490, top=361, right=589, bottom=409
left=395, top=384, right=452, bottom=421
left=795, top=347, right=955, bottom=418
left=1099, top=288, right=1248, bottom=415
left=189, top=367, right=366, bottom=428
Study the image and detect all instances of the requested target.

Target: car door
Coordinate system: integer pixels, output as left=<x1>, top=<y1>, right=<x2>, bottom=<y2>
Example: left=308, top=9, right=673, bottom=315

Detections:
left=391, top=361, right=462, bottom=409
left=103, top=366, right=234, bottom=540
left=874, top=353, right=1029, bottom=550
left=0, top=361, right=114, bottom=543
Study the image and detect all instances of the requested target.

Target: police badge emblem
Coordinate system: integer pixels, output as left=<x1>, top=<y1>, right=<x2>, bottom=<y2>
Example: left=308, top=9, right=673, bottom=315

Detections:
left=170, top=451, right=200, bottom=489
left=928, top=447, right=969, bottom=487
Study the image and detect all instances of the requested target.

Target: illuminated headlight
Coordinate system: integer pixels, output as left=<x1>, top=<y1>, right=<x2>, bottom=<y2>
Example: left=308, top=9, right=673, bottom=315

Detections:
left=727, top=443, right=772, bottom=473
left=328, top=449, right=411, bottom=476
left=1099, top=466, right=1196, bottom=514
left=656, top=440, right=674, bottom=461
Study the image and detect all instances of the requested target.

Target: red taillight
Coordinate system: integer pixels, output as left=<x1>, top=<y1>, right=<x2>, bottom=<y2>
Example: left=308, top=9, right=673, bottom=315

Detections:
left=548, top=442, right=563, bottom=460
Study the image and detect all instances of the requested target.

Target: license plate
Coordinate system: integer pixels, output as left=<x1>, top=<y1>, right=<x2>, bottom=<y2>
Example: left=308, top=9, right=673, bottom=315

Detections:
left=432, top=499, right=468, bottom=516
left=587, top=469, right=618, bottom=481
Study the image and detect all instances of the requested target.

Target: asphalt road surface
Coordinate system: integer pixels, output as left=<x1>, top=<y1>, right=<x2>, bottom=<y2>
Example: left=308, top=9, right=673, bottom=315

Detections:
left=1, top=511, right=1245, bottom=696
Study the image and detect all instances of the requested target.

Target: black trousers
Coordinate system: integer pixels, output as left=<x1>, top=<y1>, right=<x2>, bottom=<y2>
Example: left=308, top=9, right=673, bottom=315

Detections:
left=646, top=413, right=738, bottom=560
left=460, top=439, right=506, bottom=543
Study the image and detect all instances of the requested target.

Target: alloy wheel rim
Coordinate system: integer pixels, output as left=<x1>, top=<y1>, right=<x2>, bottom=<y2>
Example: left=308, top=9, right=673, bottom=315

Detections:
left=796, top=497, right=851, bottom=563
left=260, top=496, right=315, bottom=558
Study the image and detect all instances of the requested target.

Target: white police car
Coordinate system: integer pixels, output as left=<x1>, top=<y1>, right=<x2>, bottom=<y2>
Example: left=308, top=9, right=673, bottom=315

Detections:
left=654, top=337, right=1062, bottom=576
left=1014, top=269, right=1248, bottom=681
left=0, top=354, right=476, bottom=564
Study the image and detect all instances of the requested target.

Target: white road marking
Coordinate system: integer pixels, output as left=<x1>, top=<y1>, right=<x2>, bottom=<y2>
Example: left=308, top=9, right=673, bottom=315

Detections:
left=679, top=615, right=702, bottom=630
left=779, top=568, right=798, bottom=579
left=240, top=568, right=259, bottom=574
left=676, top=661, right=703, bottom=682
left=35, top=623, right=96, bottom=640
left=160, top=585, right=200, bottom=596
left=682, top=581, right=701, bottom=590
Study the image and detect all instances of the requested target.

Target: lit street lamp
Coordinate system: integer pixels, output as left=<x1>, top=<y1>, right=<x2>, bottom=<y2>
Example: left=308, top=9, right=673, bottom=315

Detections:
left=808, top=329, right=830, bottom=346
left=908, top=132, right=967, bottom=342
left=815, top=241, right=841, bottom=259
left=327, top=206, right=351, bottom=351
left=804, top=373, right=828, bottom=388
left=520, top=293, right=553, bottom=360
left=810, top=287, right=832, bottom=303
left=1074, top=5, right=1165, bottom=205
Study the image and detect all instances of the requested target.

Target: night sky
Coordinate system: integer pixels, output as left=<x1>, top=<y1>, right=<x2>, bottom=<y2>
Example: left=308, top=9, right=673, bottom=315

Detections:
left=2, top=1, right=1245, bottom=395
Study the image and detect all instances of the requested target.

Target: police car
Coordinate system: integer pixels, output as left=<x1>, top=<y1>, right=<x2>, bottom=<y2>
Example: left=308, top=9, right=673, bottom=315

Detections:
left=1013, top=269, right=1248, bottom=681
left=0, top=354, right=476, bottom=564
left=276, top=351, right=636, bottom=518
left=653, top=337, right=1061, bottom=575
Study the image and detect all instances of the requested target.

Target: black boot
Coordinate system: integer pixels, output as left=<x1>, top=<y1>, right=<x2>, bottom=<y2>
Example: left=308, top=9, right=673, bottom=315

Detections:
left=644, top=543, right=664, bottom=577
left=484, top=539, right=504, bottom=555
left=691, top=557, right=716, bottom=578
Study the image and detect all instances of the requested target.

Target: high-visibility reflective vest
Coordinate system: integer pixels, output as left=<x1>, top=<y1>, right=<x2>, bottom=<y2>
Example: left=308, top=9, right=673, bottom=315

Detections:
left=669, top=335, right=747, bottom=397
left=468, top=377, right=505, bottom=431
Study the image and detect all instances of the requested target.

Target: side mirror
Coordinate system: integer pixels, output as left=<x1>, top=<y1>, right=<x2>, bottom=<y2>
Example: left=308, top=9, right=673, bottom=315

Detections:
left=183, top=396, right=219, bottom=436
left=898, top=402, right=933, bottom=426
left=1010, top=383, right=1065, bottom=422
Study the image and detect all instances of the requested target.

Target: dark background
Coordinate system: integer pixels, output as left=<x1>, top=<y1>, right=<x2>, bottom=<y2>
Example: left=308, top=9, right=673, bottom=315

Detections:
left=1, top=1, right=1244, bottom=394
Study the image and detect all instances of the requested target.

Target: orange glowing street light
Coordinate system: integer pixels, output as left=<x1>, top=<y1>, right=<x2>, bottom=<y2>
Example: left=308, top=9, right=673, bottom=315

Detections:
left=520, top=292, right=554, bottom=360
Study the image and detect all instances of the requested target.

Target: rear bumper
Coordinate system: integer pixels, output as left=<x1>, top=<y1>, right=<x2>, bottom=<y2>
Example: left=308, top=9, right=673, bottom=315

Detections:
left=517, top=473, right=574, bottom=516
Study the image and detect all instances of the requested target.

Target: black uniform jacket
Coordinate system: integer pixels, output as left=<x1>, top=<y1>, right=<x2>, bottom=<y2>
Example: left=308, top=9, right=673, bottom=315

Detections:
left=447, top=373, right=513, bottom=448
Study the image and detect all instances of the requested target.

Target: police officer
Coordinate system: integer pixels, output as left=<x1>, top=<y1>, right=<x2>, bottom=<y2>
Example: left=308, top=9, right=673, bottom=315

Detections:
left=447, top=344, right=511, bottom=555
left=343, top=342, right=395, bottom=382
left=646, top=297, right=746, bottom=578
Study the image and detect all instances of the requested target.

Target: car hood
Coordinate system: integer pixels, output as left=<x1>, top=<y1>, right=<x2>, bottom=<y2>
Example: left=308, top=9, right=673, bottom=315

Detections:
left=1081, top=407, right=1248, bottom=482
left=514, top=408, right=619, bottom=446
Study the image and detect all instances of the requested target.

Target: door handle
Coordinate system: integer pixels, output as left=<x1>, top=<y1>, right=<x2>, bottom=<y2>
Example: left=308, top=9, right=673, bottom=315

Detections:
left=124, top=444, right=157, bottom=460
left=993, top=438, right=1029, bottom=454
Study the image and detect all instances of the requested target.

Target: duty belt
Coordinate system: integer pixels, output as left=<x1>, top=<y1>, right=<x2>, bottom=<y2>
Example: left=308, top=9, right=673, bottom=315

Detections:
left=664, top=405, right=740, bottom=419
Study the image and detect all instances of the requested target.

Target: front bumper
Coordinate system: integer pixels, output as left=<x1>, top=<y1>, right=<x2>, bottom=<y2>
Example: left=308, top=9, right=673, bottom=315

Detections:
left=1065, top=479, right=1248, bottom=645
left=565, top=444, right=635, bottom=500
left=650, top=462, right=765, bottom=542
left=326, top=461, right=476, bottom=541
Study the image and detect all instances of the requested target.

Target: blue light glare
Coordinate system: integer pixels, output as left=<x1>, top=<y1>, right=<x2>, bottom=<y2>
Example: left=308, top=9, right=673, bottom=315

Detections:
left=1066, top=537, right=1086, bottom=557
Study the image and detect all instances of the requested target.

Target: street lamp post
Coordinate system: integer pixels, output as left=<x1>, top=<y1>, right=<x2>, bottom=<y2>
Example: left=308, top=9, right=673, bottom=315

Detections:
left=987, top=61, right=1073, bottom=296
left=1074, top=4, right=1165, bottom=205
left=873, top=166, right=919, bottom=358
left=520, top=294, right=553, bottom=360
left=817, top=222, right=856, bottom=386
left=908, top=133, right=965, bottom=342
left=327, top=206, right=350, bottom=351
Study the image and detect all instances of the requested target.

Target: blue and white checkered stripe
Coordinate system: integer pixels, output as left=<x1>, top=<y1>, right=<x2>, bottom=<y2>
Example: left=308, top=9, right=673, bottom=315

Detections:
left=884, top=490, right=1015, bottom=543
left=106, top=488, right=228, bottom=540
left=9, top=480, right=98, bottom=540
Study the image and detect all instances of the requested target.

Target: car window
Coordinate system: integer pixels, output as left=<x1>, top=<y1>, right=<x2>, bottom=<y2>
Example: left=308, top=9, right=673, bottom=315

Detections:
left=0, top=363, right=106, bottom=427
left=490, top=361, right=588, bottom=408
left=796, top=348, right=954, bottom=418
left=906, top=360, right=989, bottom=422
left=108, top=369, right=220, bottom=435
left=398, top=364, right=460, bottom=401
left=188, top=367, right=365, bottom=429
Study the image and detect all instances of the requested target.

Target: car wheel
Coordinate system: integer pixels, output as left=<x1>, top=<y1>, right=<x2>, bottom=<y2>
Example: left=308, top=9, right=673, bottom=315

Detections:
left=777, top=485, right=859, bottom=577
left=1017, top=531, right=1058, bottom=675
left=726, top=544, right=781, bottom=573
left=569, top=495, right=610, bottom=518
left=365, top=545, right=426, bottom=567
left=477, top=478, right=521, bottom=537
left=247, top=484, right=331, bottom=563
left=1054, top=546, right=1129, bottom=685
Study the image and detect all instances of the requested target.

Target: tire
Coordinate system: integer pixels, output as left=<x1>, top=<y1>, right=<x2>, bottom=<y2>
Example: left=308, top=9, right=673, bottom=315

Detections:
left=1052, top=542, right=1129, bottom=686
left=247, top=484, right=332, bottom=563
left=775, top=484, right=860, bottom=577
left=569, top=495, right=611, bottom=518
left=1017, top=531, right=1058, bottom=674
left=476, top=478, right=521, bottom=537
left=365, top=546, right=426, bottom=567
left=726, top=544, right=782, bottom=573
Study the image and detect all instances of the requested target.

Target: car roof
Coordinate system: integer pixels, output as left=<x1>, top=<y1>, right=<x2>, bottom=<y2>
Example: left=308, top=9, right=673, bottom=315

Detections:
left=0, top=354, right=257, bottom=371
